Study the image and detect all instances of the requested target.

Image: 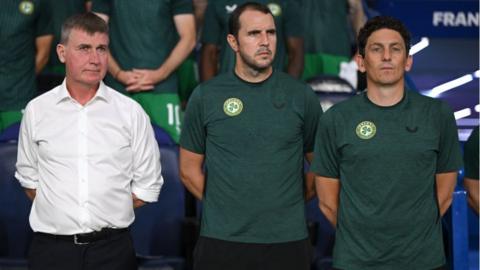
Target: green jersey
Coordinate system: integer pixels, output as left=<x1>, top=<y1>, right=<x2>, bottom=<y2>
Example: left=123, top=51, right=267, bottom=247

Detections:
left=201, top=0, right=302, bottom=74
left=181, top=70, right=322, bottom=243
left=311, top=91, right=463, bottom=270
left=92, top=0, right=193, bottom=93
left=464, top=126, right=479, bottom=179
left=0, top=0, right=52, bottom=110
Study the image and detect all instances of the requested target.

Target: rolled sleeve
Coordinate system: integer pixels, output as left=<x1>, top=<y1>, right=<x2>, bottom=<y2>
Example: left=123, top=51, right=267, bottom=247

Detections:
left=130, top=103, right=163, bottom=202
left=131, top=184, right=161, bottom=203
left=15, top=104, right=39, bottom=189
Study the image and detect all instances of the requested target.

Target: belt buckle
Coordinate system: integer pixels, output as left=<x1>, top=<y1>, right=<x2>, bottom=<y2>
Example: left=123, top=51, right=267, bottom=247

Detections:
left=74, top=234, right=89, bottom=245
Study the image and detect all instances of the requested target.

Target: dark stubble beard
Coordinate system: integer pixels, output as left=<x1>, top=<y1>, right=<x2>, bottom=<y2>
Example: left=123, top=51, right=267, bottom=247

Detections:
left=238, top=46, right=274, bottom=73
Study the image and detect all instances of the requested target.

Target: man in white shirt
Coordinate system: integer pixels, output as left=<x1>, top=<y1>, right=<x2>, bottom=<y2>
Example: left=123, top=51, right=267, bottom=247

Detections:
left=15, top=12, right=163, bottom=270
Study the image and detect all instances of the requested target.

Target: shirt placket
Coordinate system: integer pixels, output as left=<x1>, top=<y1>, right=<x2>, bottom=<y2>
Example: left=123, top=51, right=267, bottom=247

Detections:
left=78, top=105, right=90, bottom=230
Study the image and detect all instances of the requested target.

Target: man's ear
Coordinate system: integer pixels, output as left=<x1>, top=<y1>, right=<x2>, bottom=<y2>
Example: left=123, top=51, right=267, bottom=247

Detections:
left=355, top=53, right=366, bottom=73
left=404, top=55, right=413, bottom=72
left=227, top=34, right=239, bottom=53
left=56, top=44, right=66, bottom=63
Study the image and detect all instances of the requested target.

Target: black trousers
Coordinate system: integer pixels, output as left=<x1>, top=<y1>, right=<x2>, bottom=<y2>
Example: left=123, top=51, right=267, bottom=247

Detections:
left=193, top=236, right=312, bottom=270
left=28, top=230, right=137, bottom=270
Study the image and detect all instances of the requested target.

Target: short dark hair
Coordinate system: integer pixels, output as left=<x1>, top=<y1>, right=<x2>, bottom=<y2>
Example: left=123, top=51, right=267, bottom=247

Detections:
left=60, top=12, right=108, bottom=44
left=357, top=16, right=411, bottom=57
left=228, top=2, right=273, bottom=38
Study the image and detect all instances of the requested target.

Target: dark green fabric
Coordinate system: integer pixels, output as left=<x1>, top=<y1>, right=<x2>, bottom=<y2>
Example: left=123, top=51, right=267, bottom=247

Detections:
left=42, top=0, right=87, bottom=76
left=464, top=126, right=479, bottom=180
left=302, top=0, right=351, bottom=57
left=311, top=90, right=463, bottom=270
left=177, top=56, right=198, bottom=106
left=201, top=0, right=302, bottom=74
left=300, top=0, right=353, bottom=80
left=0, top=0, right=53, bottom=110
left=92, top=0, right=193, bottom=94
left=180, top=70, right=322, bottom=243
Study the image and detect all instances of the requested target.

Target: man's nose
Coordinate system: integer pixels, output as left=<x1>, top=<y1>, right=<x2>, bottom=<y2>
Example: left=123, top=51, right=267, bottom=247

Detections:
left=382, top=48, right=392, bottom=61
left=89, top=50, right=100, bottom=63
left=259, top=32, right=269, bottom=46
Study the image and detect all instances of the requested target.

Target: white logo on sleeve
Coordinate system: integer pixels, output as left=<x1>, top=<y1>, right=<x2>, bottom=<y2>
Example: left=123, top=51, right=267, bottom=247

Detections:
left=225, top=4, right=237, bottom=14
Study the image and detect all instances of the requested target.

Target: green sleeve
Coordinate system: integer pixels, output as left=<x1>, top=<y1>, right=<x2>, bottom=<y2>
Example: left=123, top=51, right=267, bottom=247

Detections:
left=436, top=101, right=463, bottom=173
left=179, top=86, right=206, bottom=154
left=201, top=3, right=221, bottom=45
left=36, top=0, right=53, bottom=37
left=464, top=126, right=479, bottom=179
left=172, top=0, right=193, bottom=15
left=310, top=110, right=340, bottom=178
left=283, top=0, right=303, bottom=38
left=91, top=0, right=110, bottom=15
left=303, top=85, right=323, bottom=153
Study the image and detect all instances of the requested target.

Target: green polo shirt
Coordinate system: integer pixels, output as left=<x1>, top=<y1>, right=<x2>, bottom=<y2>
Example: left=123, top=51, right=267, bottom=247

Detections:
left=181, top=70, right=322, bottom=243
left=311, top=90, right=463, bottom=270
left=201, top=0, right=303, bottom=74
left=0, top=0, right=53, bottom=110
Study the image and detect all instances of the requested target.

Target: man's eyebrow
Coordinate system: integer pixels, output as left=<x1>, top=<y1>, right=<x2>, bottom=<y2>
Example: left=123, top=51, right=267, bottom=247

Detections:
left=369, top=41, right=402, bottom=47
left=77, top=43, right=92, bottom=48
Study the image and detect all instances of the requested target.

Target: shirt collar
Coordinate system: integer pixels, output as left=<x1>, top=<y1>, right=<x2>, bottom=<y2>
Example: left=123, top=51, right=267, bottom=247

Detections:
left=55, top=80, right=111, bottom=105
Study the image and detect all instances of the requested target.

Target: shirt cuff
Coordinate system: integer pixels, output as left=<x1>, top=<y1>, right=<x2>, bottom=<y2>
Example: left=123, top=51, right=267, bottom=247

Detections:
left=132, top=184, right=161, bottom=203
left=15, top=172, right=39, bottom=189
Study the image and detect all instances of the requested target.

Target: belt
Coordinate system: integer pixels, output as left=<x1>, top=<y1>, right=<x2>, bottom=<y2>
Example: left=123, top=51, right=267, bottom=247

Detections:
left=36, top=228, right=129, bottom=245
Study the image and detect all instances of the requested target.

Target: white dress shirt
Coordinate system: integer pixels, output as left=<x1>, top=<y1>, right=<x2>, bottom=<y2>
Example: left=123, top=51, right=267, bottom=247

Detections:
left=15, top=81, right=163, bottom=234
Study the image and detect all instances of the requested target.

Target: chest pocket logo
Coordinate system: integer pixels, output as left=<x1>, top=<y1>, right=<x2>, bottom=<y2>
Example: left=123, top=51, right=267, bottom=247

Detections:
left=19, top=1, right=34, bottom=15
left=223, top=98, right=243, bottom=117
left=356, top=121, right=376, bottom=139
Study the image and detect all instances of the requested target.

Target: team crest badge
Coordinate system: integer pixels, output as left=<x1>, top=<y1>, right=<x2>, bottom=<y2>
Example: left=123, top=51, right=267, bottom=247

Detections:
left=19, top=1, right=34, bottom=15
left=267, top=3, right=282, bottom=17
left=356, top=121, right=376, bottom=139
left=223, top=98, right=243, bottom=116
